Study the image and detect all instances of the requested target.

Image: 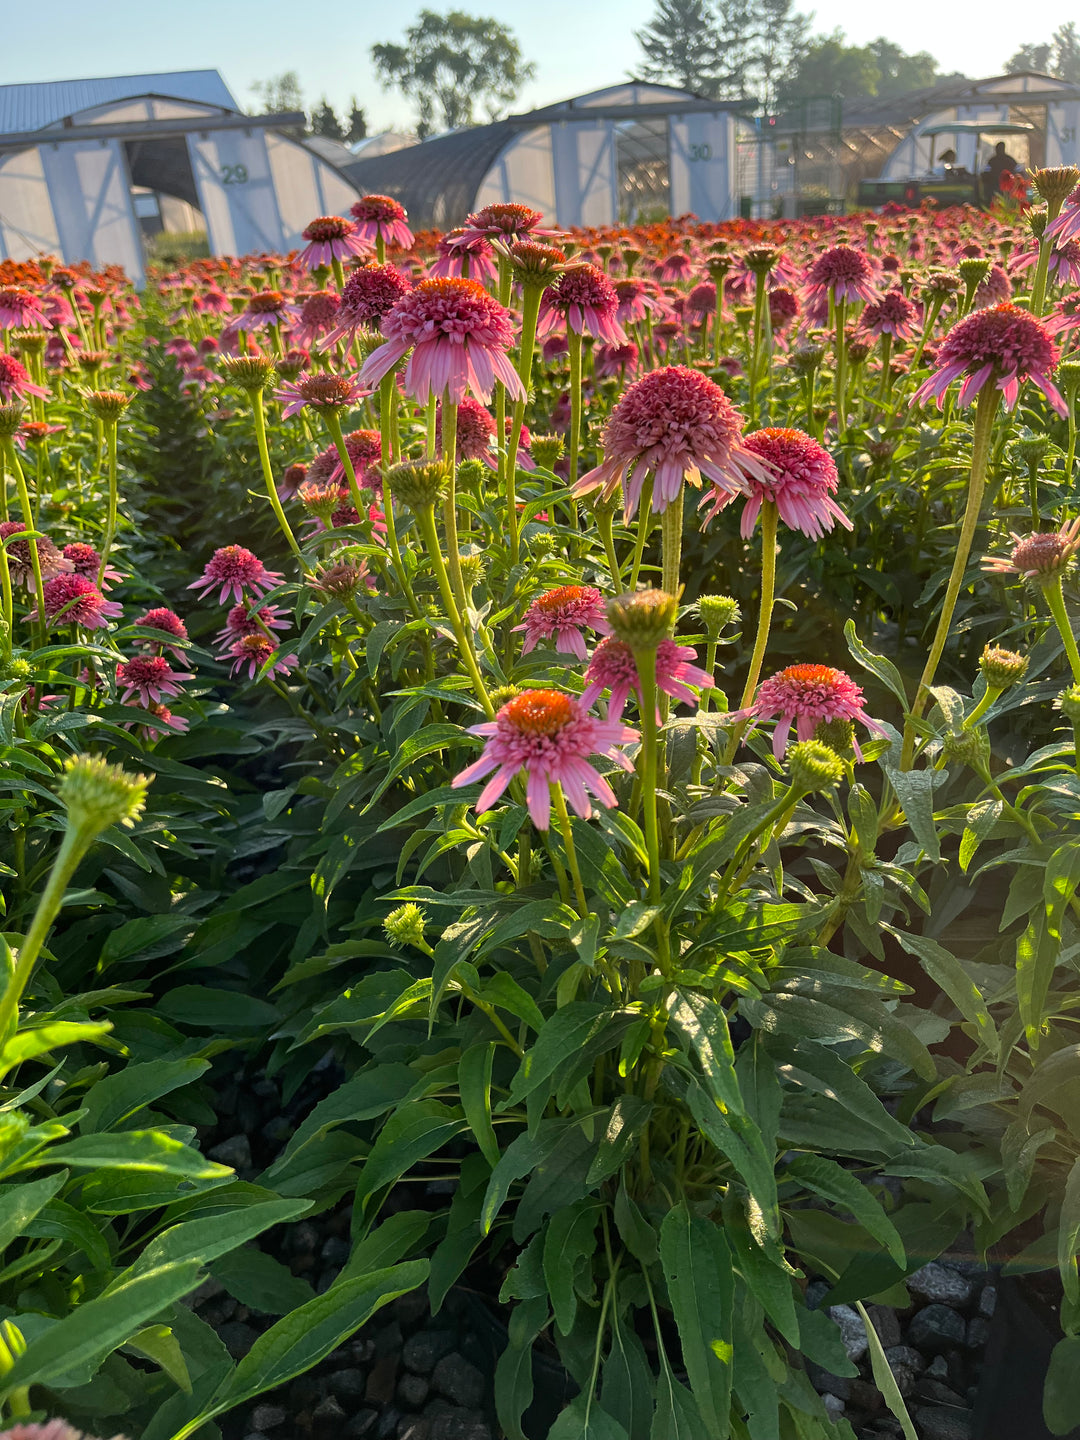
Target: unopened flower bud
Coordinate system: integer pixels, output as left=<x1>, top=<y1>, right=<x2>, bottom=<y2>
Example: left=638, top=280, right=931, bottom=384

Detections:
left=698, top=594, right=740, bottom=634
left=733, top=305, right=753, bottom=332
left=813, top=716, right=856, bottom=754
left=456, top=458, right=487, bottom=490
left=788, top=739, right=844, bottom=792
left=383, top=903, right=428, bottom=950
left=1012, top=433, right=1052, bottom=470
left=1058, top=359, right=1080, bottom=396
left=12, top=330, right=46, bottom=358
left=219, top=354, right=277, bottom=391
left=310, top=560, right=372, bottom=599
left=789, top=341, right=825, bottom=377
left=942, top=727, right=990, bottom=770
left=489, top=683, right=521, bottom=709
left=958, top=257, right=991, bottom=291
left=529, top=433, right=564, bottom=469
left=979, top=645, right=1028, bottom=690
left=505, top=241, right=567, bottom=285
left=384, top=459, right=449, bottom=511
left=60, top=754, right=149, bottom=836
left=1031, top=165, right=1080, bottom=208
left=1056, top=683, right=1080, bottom=723
left=529, top=530, right=555, bottom=556
left=1027, top=207, right=1049, bottom=241
left=459, top=553, right=486, bottom=591
left=0, top=656, right=31, bottom=685
left=84, top=389, right=132, bottom=421
left=606, top=589, right=678, bottom=650
left=0, top=403, right=25, bottom=438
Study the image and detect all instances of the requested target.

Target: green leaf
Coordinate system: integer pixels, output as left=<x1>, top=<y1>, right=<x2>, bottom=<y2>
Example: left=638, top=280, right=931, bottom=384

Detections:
left=337, top=1211, right=430, bottom=1287
left=355, top=1100, right=466, bottom=1206
left=1059, top=1159, right=1080, bottom=1307
left=0, top=1260, right=202, bottom=1396
left=210, top=1246, right=316, bottom=1314
left=120, top=1200, right=311, bottom=1285
left=602, top=1302, right=654, bottom=1440
left=195, top=1263, right=428, bottom=1424
left=0, top=1021, right=112, bottom=1074
left=786, top=1154, right=905, bottom=1265
left=1046, top=843, right=1080, bottom=936
left=459, top=1042, right=500, bottom=1169
left=125, top=1323, right=192, bottom=1392
left=266, top=1065, right=415, bottom=1180
left=494, top=1294, right=549, bottom=1440
left=670, top=991, right=744, bottom=1117
left=684, top=1080, right=779, bottom=1240
left=959, top=798, right=1002, bottom=873
left=1045, top=1336, right=1080, bottom=1435
left=887, top=930, right=998, bottom=1058
left=651, top=1356, right=703, bottom=1440
left=586, top=1097, right=653, bottom=1187
left=503, top=1004, right=635, bottom=1109
left=882, top=764, right=939, bottom=861
left=43, top=1130, right=233, bottom=1180
left=157, top=987, right=280, bottom=1030
left=81, top=1058, right=211, bottom=1134
left=1017, top=912, right=1057, bottom=1048
left=0, top=1171, right=67, bottom=1253
left=855, top=1300, right=918, bottom=1440
left=549, top=1397, right=630, bottom=1440
left=659, top=1203, right=734, bottom=1439
left=543, top=1198, right=601, bottom=1335
left=844, top=620, right=909, bottom=707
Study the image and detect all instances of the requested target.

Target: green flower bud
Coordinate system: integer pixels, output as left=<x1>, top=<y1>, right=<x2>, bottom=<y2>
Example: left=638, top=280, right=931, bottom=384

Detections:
left=489, top=683, right=522, bottom=709
left=384, top=459, right=450, bottom=511
left=606, top=589, right=678, bottom=651
left=788, top=740, right=844, bottom=792
left=459, top=552, right=486, bottom=591
left=1012, top=433, right=1052, bottom=470
left=0, top=656, right=32, bottom=686
left=813, top=717, right=856, bottom=754
left=1027, top=206, right=1049, bottom=240
left=979, top=645, right=1029, bottom=690
left=219, top=354, right=277, bottom=391
left=383, top=903, right=428, bottom=950
left=1058, top=359, right=1080, bottom=396
left=529, top=530, right=556, bottom=556
left=788, top=341, right=825, bottom=377
left=941, top=728, right=990, bottom=771
left=60, top=754, right=149, bottom=836
left=0, top=403, right=24, bottom=438
left=529, top=433, right=565, bottom=469
left=12, top=329, right=47, bottom=358
left=1031, top=165, right=1080, bottom=207
left=698, top=594, right=740, bottom=634
left=958, top=257, right=991, bottom=292
left=456, top=458, right=487, bottom=491
left=83, top=389, right=132, bottom=421
left=1055, top=683, right=1080, bottom=723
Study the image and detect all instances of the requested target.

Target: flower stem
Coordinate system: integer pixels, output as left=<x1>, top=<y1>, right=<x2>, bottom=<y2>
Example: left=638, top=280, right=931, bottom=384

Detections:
left=724, top=501, right=779, bottom=764
left=1030, top=234, right=1054, bottom=318
left=552, top=786, right=588, bottom=917
left=415, top=504, right=494, bottom=717
left=638, top=649, right=663, bottom=904
left=250, top=390, right=304, bottom=563
left=567, top=328, right=583, bottom=528
left=660, top=489, right=684, bottom=601
left=627, top=479, right=654, bottom=591
left=902, top=383, right=1001, bottom=767
left=833, top=296, right=848, bottom=433
left=322, top=407, right=369, bottom=528
left=97, top=418, right=119, bottom=588
left=439, top=397, right=469, bottom=621
left=3, top=440, right=45, bottom=648
left=506, top=285, right=543, bottom=569
left=1045, top=573, right=1080, bottom=683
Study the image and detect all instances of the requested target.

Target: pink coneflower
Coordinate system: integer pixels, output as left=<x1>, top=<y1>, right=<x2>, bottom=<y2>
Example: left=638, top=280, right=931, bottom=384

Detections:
left=115, top=654, right=191, bottom=705
left=458, top=202, right=555, bottom=246
left=685, top=282, right=717, bottom=321
left=1048, top=292, right=1080, bottom=337
left=291, top=291, right=341, bottom=349
left=1046, top=189, right=1080, bottom=244
left=804, top=245, right=877, bottom=324
left=982, top=519, right=1080, bottom=581
left=236, top=291, right=299, bottom=333
left=614, top=277, right=668, bottom=326
left=350, top=195, right=414, bottom=251
left=707, top=426, right=853, bottom=539
left=658, top=252, right=695, bottom=282
left=133, top=606, right=189, bottom=659
left=0, top=1421, right=119, bottom=1440
left=574, top=364, right=766, bottom=520
left=295, top=215, right=370, bottom=272
left=128, top=700, right=190, bottom=740
left=0, top=521, right=72, bottom=587
left=274, top=371, right=367, bottom=417
left=451, top=688, right=637, bottom=830
left=360, top=277, right=524, bottom=404
left=228, top=633, right=299, bottom=680
left=430, top=230, right=499, bottom=285
left=514, top=585, right=612, bottom=660
left=593, top=342, right=639, bottom=379
left=0, top=288, right=50, bottom=329
left=325, top=428, right=382, bottom=488
left=321, top=263, right=412, bottom=347
left=860, top=289, right=917, bottom=341
left=580, top=637, right=713, bottom=721
left=215, top=601, right=290, bottom=651
left=197, top=288, right=231, bottom=315
left=31, top=573, right=122, bottom=630
left=729, top=662, right=887, bottom=759
left=537, top=264, right=626, bottom=344
left=63, top=541, right=123, bottom=589
left=769, top=286, right=800, bottom=331
left=445, top=395, right=496, bottom=464
left=1012, top=239, right=1080, bottom=288
left=912, top=303, right=1066, bottom=415
left=973, top=264, right=1012, bottom=309
left=188, top=546, right=284, bottom=604
left=0, top=353, right=49, bottom=402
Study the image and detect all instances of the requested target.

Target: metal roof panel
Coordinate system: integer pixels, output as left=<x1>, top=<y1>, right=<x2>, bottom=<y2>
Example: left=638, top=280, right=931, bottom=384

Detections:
left=0, top=71, right=238, bottom=133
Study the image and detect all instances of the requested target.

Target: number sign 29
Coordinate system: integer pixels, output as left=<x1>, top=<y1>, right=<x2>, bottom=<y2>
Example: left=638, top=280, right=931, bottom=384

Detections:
left=221, top=164, right=249, bottom=185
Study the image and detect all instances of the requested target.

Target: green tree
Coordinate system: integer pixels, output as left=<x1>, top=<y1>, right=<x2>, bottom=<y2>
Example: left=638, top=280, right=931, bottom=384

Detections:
left=781, top=32, right=881, bottom=102
left=250, top=71, right=304, bottom=116
left=1007, top=24, right=1080, bottom=81
left=372, top=10, right=536, bottom=139
left=311, top=98, right=344, bottom=140
left=635, top=0, right=724, bottom=96
left=346, top=100, right=368, bottom=144
left=869, top=37, right=939, bottom=96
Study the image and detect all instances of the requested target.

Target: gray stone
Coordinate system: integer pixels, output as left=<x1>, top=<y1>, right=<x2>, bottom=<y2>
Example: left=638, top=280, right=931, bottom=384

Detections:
left=391, top=1287, right=432, bottom=1326
left=366, top=1353, right=400, bottom=1405
left=978, top=1284, right=998, bottom=1318
left=913, top=1407, right=973, bottom=1440
left=907, top=1304, right=967, bottom=1354
left=431, top=1352, right=486, bottom=1409
left=827, top=1303, right=869, bottom=1362
left=890, top=1365, right=918, bottom=1397
left=821, top=1393, right=846, bottom=1420
left=192, top=1276, right=227, bottom=1307
left=402, top=1330, right=456, bottom=1375
left=343, top=1411, right=379, bottom=1439
left=208, top=1134, right=252, bottom=1170
left=884, top=1345, right=926, bottom=1374
left=806, top=1362, right=851, bottom=1401
left=375, top=1321, right=404, bottom=1357
left=322, top=1236, right=352, bottom=1267
left=806, top=1279, right=830, bottom=1310
left=849, top=1378, right=884, bottom=1412
left=397, top=1372, right=430, bottom=1408
left=865, top=1303, right=901, bottom=1348
left=218, top=1321, right=259, bottom=1359
left=285, top=1221, right=321, bottom=1256
left=915, top=1379, right=966, bottom=1405
left=250, top=1405, right=287, bottom=1430
left=927, top=1355, right=949, bottom=1378
left=907, top=1263, right=974, bottom=1307
left=243, top=1433, right=269, bottom=1440
left=965, top=1316, right=991, bottom=1350
left=328, top=1368, right=369, bottom=1402
left=313, top=1395, right=348, bottom=1434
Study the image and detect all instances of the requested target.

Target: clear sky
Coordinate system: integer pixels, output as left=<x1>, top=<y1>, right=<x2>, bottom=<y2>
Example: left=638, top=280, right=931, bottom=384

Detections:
left=0, top=0, right=1060, bottom=134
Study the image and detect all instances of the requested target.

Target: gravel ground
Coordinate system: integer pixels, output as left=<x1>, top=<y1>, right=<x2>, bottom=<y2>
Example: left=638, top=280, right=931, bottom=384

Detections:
left=194, top=1057, right=997, bottom=1440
